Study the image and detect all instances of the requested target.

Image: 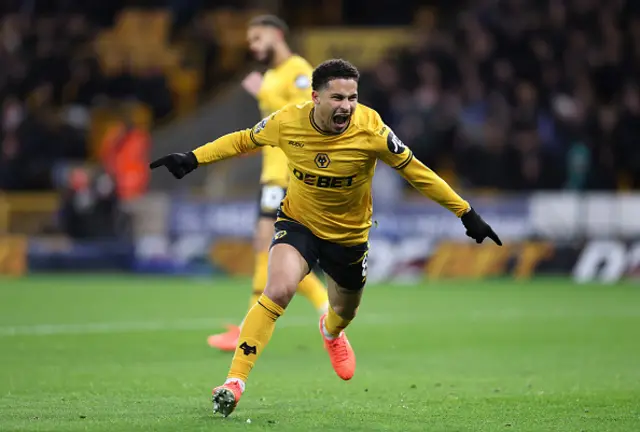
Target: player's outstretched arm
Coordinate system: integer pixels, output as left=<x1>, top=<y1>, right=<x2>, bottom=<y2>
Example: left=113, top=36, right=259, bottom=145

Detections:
left=399, top=158, right=501, bottom=245
left=150, top=112, right=280, bottom=180
left=149, top=129, right=258, bottom=179
left=374, top=126, right=502, bottom=246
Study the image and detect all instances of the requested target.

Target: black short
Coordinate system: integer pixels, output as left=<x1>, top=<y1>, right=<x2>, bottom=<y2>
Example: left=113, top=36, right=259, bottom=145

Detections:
left=270, top=214, right=369, bottom=291
left=257, top=184, right=287, bottom=219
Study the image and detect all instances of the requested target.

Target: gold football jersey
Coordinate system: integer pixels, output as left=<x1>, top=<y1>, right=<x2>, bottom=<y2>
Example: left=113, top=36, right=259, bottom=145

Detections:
left=194, top=101, right=470, bottom=246
left=255, top=55, right=313, bottom=187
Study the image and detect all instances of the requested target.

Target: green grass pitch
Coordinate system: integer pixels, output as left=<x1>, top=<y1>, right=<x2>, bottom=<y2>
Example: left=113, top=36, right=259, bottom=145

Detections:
left=0, top=275, right=639, bottom=431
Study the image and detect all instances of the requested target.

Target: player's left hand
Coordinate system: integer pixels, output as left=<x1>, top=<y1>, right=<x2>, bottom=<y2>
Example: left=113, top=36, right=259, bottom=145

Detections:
left=149, top=152, right=198, bottom=179
left=460, top=207, right=502, bottom=246
left=242, top=71, right=263, bottom=96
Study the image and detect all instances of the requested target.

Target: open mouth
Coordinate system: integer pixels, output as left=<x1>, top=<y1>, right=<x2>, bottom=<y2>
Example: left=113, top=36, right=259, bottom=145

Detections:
left=332, top=113, right=350, bottom=129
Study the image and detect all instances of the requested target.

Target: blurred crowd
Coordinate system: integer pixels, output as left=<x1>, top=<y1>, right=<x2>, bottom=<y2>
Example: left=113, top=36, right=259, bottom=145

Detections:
left=1, top=12, right=93, bottom=190
left=361, top=0, right=640, bottom=191
left=4, top=0, right=640, bottom=196
left=0, top=4, right=175, bottom=192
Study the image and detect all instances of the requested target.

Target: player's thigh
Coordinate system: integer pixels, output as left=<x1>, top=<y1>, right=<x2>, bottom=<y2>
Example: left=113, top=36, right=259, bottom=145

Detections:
left=265, top=219, right=320, bottom=307
left=254, top=184, right=286, bottom=251
left=319, top=240, right=369, bottom=318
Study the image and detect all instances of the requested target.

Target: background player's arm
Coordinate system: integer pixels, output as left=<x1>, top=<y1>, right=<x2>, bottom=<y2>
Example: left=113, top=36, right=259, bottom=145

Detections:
left=373, top=126, right=470, bottom=217
left=193, top=112, right=281, bottom=165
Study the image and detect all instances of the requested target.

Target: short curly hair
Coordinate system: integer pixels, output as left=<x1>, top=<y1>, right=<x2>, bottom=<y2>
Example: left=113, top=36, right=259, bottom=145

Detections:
left=312, top=59, right=360, bottom=91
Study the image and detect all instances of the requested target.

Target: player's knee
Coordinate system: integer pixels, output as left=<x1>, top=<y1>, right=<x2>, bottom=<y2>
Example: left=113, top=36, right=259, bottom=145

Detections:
left=264, top=277, right=297, bottom=308
left=330, top=303, right=359, bottom=320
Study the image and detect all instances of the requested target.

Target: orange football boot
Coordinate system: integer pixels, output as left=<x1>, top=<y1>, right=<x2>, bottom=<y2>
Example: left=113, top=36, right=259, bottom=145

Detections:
left=207, top=325, right=240, bottom=352
left=212, top=381, right=243, bottom=417
left=319, top=314, right=356, bottom=380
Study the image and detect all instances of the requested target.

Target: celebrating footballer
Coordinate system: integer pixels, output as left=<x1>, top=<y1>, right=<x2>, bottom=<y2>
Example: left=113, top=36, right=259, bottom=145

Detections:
left=150, top=57, right=502, bottom=417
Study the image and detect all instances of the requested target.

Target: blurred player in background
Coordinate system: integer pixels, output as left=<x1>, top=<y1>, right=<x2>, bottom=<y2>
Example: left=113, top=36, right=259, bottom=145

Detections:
left=207, top=15, right=328, bottom=351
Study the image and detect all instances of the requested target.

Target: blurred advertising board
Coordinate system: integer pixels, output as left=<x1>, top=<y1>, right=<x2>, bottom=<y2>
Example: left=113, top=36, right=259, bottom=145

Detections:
left=27, top=237, right=134, bottom=272
left=572, top=240, right=640, bottom=283
left=140, top=195, right=638, bottom=284
left=0, top=235, right=28, bottom=276
left=131, top=196, right=533, bottom=279
left=18, top=193, right=640, bottom=284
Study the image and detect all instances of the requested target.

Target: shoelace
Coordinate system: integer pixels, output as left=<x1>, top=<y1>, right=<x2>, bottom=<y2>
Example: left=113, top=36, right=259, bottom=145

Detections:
left=328, top=337, right=350, bottom=362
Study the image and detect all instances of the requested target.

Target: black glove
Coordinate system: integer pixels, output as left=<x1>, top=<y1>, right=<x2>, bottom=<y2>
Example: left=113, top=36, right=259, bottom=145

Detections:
left=149, top=152, right=198, bottom=179
left=461, top=207, right=502, bottom=246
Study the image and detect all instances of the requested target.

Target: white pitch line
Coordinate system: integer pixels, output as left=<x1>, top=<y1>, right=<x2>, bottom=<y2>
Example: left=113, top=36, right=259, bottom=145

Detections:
left=0, top=314, right=403, bottom=337
left=0, top=318, right=231, bottom=337
left=3, top=308, right=637, bottom=337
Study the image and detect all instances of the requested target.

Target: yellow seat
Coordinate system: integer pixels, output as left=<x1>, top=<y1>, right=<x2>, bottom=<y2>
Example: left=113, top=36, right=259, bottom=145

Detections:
left=114, top=9, right=146, bottom=40
left=168, top=68, right=202, bottom=116
left=0, top=192, right=60, bottom=235
left=145, top=10, right=171, bottom=45
left=414, top=7, right=436, bottom=29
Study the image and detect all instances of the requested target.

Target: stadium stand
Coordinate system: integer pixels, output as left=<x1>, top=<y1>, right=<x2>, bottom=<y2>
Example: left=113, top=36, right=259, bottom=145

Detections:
left=0, top=1, right=269, bottom=235
left=359, top=0, right=640, bottom=192
left=0, top=1, right=272, bottom=190
left=2, top=0, right=639, bottom=238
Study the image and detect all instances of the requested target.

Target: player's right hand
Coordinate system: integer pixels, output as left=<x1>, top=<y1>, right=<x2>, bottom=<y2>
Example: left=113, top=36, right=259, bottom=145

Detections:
left=242, top=71, right=263, bottom=96
left=149, top=152, right=198, bottom=179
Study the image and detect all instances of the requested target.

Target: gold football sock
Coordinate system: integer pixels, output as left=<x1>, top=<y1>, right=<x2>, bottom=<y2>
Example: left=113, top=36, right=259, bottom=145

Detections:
left=297, top=272, right=329, bottom=313
left=324, top=305, right=352, bottom=338
left=248, top=251, right=269, bottom=312
left=228, top=294, right=284, bottom=382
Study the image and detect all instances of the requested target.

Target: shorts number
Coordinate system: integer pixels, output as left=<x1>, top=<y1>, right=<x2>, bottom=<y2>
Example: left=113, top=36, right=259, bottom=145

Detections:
left=261, top=186, right=285, bottom=210
left=361, top=253, right=368, bottom=277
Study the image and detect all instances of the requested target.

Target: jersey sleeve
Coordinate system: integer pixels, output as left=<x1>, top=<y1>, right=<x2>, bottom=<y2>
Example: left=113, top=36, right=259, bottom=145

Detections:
left=370, top=112, right=470, bottom=217
left=192, top=111, right=281, bottom=164
left=192, top=129, right=258, bottom=164
left=249, top=110, right=281, bottom=148
left=370, top=116, right=414, bottom=170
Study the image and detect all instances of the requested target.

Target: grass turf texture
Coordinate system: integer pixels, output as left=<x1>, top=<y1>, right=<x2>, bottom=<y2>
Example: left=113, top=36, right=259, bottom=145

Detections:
left=0, top=275, right=639, bottom=431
